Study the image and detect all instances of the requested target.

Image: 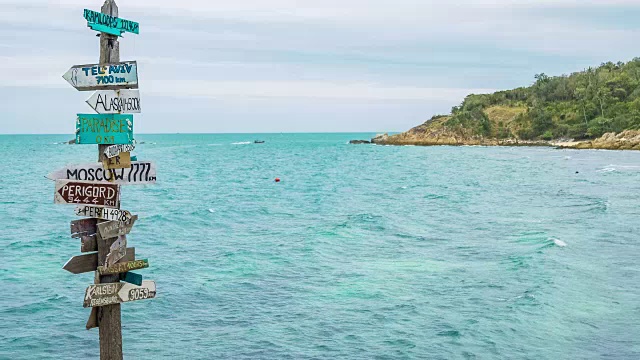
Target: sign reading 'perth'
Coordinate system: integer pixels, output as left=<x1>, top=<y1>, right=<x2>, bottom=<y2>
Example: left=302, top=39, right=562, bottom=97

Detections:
left=63, top=61, right=138, bottom=91
left=47, top=161, right=156, bottom=185
left=84, top=9, right=139, bottom=36
left=75, top=205, right=132, bottom=222
left=86, top=90, right=141, bottom=114
left=54, top=180, right=119, bottom=208
left=76, top=114, right=133, bottom=145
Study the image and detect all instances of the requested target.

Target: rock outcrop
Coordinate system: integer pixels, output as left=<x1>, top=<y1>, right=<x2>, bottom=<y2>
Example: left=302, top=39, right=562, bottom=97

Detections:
left=570, top=130, right=640, bottom=150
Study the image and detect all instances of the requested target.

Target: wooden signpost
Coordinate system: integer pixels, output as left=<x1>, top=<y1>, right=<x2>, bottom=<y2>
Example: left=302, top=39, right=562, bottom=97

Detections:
left=47, top=161, right=157, bottom=185
left=54, top=2, right=155, bottom=357
left=63, top=61, right=138, bottom=91
left=55, top=180, right=120, bottom=208
left=76, top=114, right=134, bottom=145
left=87, top=90, right=141, bottom=114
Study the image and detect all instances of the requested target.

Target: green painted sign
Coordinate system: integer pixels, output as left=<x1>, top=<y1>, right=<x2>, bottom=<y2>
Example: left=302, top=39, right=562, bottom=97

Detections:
left=122, top=272, right=143, bottom=286
left=84, top=9, right=139, bottom=36
left=76, top=114, right=134, bottom=145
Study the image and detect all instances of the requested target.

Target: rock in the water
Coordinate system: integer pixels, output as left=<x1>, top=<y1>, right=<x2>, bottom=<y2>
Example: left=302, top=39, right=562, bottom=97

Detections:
left=68, top=139, right=76, bottom=144
left=371, top=133, right=389, bottom=144
left=349, top=140, right=370, bottom=144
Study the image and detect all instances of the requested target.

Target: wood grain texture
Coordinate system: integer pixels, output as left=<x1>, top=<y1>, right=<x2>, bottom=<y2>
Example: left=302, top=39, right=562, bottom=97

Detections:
left=63, top=248, right=135, bottom=274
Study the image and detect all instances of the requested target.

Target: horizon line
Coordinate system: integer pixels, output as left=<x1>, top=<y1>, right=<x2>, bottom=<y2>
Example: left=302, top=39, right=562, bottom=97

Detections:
left=0, top=131, right=400, bottom=136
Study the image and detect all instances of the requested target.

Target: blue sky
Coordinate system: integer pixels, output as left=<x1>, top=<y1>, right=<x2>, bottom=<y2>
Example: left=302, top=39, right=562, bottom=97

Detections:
left=1, top=0, right=639, bottom=134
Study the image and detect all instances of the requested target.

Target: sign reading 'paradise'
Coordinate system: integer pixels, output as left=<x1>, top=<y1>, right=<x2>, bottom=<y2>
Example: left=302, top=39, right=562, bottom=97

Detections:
left=63, top=61, right=138, bottom=91
left=84, top=9, right=139, bottom=36
left=76, top=114, right=133, bottom=145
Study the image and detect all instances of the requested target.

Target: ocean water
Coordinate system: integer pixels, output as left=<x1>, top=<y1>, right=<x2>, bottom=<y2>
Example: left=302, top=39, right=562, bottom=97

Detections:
left=1, top=133, right=640, bottom=359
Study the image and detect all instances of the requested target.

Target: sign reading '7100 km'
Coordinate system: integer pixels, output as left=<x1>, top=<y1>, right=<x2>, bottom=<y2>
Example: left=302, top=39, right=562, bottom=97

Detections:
left=76, top=114, right=133, bottom=145
left=63, top=61, right=138, bottom=91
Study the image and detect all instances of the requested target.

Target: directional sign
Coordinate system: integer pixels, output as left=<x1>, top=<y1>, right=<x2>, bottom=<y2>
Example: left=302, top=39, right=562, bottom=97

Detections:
left=63, top=248, right=135, bottom=274
left=47, top=161, right=157, bottom=185
left=103, top=152, right=131, bottom=170
left=98, top=259, right=149, bottom=275
left=86, top=89, right=141, bottom=114
left=97, top=215, right=137, bottom=239
left=105, top=235, right=127, bottom=267
left=104, top=143, right=135, bottom=158
left=63, top=61, right=138, bottom=91
left=83, top=280, right=155, bottom=308
left=75, top=205, right=132, bottom=221
left=76, top=114, right=134, bottom=145
left=84, top=9, right=139, bottom=36
left=54, top=180, right=120, bottom=208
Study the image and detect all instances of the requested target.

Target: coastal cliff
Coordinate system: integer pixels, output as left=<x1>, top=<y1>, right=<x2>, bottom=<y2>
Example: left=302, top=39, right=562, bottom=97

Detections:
left=374, top=59, right=640, bottom=150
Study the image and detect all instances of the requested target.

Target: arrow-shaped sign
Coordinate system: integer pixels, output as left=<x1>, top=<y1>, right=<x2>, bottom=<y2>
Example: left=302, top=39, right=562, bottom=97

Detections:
left=54, top=180, right=120, bottom=208
left=83, top=280, right=155, bottom=307
left=75, top=205, right=132, bottom=222
left=97, top=215, right=137, bottom=239
left=63, top=248, right=135, bottom=274
left=83, top=9, right=139, bottom=36
left=63, top=61, right=138, bottom=91
left=47, top=161, right=156, bottom=185
left=98, top=259, right=149, bottom=275
left=86, top=89, right=141, bottom=114
left=104, top=143, right=136, bottom=159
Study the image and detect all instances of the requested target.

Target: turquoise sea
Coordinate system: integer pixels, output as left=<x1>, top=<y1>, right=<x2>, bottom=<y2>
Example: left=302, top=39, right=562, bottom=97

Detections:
left=1, top=133, right=640, bottom=359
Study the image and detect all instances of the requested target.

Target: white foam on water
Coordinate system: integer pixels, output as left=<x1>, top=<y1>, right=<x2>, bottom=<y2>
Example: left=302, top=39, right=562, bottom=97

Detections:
left=232, top=142, right=251, bottom=145
left=551, top=238, right=567, bottom=247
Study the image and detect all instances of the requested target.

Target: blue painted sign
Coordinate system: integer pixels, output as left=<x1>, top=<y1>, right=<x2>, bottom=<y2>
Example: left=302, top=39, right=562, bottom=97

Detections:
left=84, top=9, right=139, bottom=36
left=76, top=114, right=134, bottom=145
left=63, top=61, right=138, bottom=91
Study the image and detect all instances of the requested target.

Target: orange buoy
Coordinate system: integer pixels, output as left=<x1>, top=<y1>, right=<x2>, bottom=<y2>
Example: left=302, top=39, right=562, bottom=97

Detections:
left=275, top=178, right=281, bottom=182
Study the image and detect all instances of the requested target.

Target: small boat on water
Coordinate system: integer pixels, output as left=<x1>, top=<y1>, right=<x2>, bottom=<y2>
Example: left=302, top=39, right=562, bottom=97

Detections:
left=254, top=140, right=265, bottom=144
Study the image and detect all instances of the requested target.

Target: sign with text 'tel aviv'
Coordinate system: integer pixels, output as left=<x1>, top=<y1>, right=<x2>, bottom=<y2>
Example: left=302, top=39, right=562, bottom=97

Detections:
left=84, top=9, right=139, bottom=36
left=63, top=61, right=138, bottom=91
left=76, top=114, right=133, bottom=145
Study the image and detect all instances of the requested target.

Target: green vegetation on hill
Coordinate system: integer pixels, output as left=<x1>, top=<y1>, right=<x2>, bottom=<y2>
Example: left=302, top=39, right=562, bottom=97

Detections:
left=445, top=58, right=640, bottom=140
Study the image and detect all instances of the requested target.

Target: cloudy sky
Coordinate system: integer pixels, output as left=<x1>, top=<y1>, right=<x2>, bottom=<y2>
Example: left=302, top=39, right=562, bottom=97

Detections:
left=1, top=0, right=639, bottom=134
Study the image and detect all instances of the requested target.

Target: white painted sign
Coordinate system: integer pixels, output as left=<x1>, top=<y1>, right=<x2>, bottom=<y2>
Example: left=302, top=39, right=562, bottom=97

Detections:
left=75, top=205, right=132, bottom=222
left=119, top=280, right=156, bottom=303
left=104, top=143, right=136, bottom=158
left=62, top=61, right=138, bottom=91
left=47, top=161, right=156, bottom=185
left=86, top=89, right=141, bottom=114
left=105, top=235, right=127, bottom=267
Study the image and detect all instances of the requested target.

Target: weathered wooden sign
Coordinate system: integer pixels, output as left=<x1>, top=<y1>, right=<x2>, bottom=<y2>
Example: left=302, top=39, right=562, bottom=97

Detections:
left=105, top=235, right=127, bottom=267
left=98, top=259, right=149, bottom=275
left=55, top=180, right=120, bottom=208
left=103, top=152, right=131, bottom=170
left=63, top=61, right=138, bottom=91
left=86, top=89, right=141, bottom=114
left=84, top=9, right=139, bottom=36
left=47, top=161, right=157, bottom=185
left=104, top=143, right=135, bottom=158
left=97, top=215, right=137, bottom=239
left=63, top=248, right=135, bottom=274
left=76, top=114, right=134, bottom=145
left=70, top=218, right=97, bottom=238
left=81, top=234, right=98, bottom=252
left=83, top=280, right=156, bottom=308
left=75, top=205, right=132, bottom=221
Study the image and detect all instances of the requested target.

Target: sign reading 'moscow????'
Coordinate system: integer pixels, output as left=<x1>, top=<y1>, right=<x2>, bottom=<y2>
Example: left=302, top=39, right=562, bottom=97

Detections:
left=63, top=61, right=138, bottom=91
left=47, top=161, right=156, bottom=185
left=76, top=114, right=133, bottom=145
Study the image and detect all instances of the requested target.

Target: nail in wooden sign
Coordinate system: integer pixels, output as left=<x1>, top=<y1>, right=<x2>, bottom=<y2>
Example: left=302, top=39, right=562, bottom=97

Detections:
left=63, top=248, right=135, bottom=274
left=63, top=61, right=138, bottom=91
left=75, top=205, right=132, bottom=221
left=47, top=161, right=157, bottom=185
left=54, top=180, right=119, bottom=208
left=86, top=89, right=141, bottom=114
left=83, top=280, right=156, bottom=308
left=103, top=152, right=131, bottom=170
left=83, top=9, right=139, bottom=36
left=98, top=259, right=149, bottom=275
left=105, top=235, right=127, bottom=267
left=104, top=143, right=135, bottom=159
left=97, top=215, right=138, bottom=239
left=76, top=114, right=134, bottom=145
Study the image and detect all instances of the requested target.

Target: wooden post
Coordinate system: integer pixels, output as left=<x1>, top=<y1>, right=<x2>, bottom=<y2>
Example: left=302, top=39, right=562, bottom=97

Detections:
left=96, top=1, right=123, bottom=359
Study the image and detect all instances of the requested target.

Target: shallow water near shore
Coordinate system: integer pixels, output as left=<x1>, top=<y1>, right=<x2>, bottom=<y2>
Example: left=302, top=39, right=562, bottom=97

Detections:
left=1, top=133, right=640, bottom=359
